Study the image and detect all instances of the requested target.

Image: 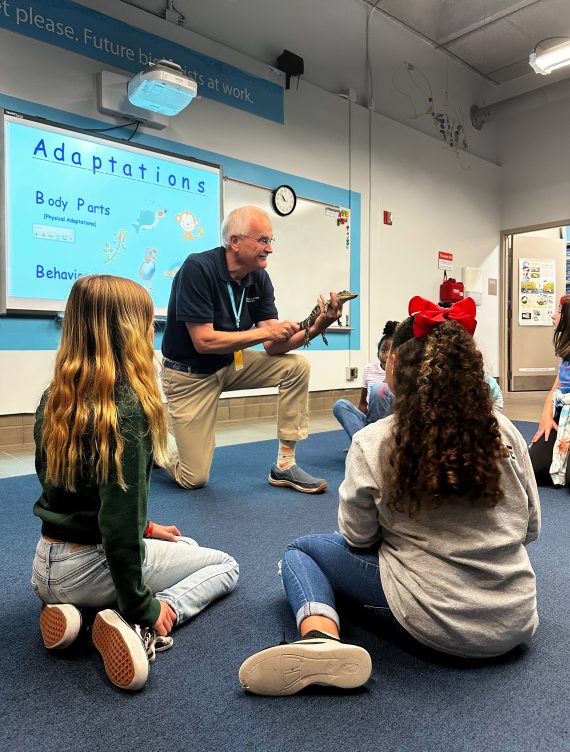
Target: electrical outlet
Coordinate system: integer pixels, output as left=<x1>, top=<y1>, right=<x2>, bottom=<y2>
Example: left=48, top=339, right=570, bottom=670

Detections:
left=345, top=366, right=358, bottom=381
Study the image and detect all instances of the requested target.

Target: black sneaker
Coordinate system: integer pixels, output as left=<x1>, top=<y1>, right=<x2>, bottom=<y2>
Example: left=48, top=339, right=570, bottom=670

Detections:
left=92, top=610, right=175, bottom=690
left=135, top=625, right=174, bottom=663
left=92, top=609, right=151, bottom=691
left=238, top=630, right=372, bottom=696
left=268, top=464, right=327, bottom=494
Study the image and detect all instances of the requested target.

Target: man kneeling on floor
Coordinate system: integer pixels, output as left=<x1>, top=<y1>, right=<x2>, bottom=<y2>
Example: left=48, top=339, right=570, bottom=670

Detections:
left=161, top=205, right=344, bottom=494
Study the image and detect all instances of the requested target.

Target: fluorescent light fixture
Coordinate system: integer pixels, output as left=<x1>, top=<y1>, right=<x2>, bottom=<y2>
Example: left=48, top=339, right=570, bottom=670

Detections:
left=128, top=60, right=197, bottom=115
left=530, top=39, right=570, bottom=75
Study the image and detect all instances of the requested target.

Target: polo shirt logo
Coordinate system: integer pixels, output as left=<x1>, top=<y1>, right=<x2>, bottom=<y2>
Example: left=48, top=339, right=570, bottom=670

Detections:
left=246, top=297, right=260, bottom=303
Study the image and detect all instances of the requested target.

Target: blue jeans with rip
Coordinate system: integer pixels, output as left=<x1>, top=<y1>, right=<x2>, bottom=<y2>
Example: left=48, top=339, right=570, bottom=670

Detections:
left=31, top=536, right=239, bottom=627
left=332, top=383, right=394, bottom=440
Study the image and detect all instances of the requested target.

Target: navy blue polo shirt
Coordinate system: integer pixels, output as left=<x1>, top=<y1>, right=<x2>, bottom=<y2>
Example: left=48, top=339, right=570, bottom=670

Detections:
left=162, top=246, right=279, bottom=373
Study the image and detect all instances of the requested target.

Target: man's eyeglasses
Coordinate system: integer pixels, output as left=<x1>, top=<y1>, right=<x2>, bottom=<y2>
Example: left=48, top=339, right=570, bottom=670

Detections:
left=240, top=235, right=275, bottom=247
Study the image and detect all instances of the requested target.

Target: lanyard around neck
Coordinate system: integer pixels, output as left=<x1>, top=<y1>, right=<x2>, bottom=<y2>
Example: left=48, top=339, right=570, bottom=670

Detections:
left=227, top=282, right=246, bottom=329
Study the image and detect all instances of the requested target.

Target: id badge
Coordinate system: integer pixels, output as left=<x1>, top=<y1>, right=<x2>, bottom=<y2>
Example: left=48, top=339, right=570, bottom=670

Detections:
left=233, top=349, right=244, bottom=371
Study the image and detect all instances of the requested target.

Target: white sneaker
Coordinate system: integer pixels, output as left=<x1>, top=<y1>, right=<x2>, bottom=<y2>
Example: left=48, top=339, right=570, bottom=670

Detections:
left=238, top=630, right=372, bottom=696
left=39, top=603, right=82, bottom=650
left=92, top=610, right=150, bottom=691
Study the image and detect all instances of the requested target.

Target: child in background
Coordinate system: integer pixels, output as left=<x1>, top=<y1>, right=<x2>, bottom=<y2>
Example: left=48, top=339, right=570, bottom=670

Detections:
left=332, top=320, right=399, bottom=441
left=529, top=293, right=570, bottom=485
left=32, top=275, right=239, bottom=691
left=369, top=300, right=504, bottom=419
left=238, top=296, right=539, bottom=696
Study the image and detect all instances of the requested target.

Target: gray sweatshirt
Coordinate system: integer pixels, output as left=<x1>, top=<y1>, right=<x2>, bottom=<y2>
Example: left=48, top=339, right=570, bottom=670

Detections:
left=338, top=411, right=540, bottom=658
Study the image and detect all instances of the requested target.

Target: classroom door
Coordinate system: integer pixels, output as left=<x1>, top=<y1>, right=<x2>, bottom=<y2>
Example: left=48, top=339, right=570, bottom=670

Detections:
left=509, top=233, right=566, bottom=391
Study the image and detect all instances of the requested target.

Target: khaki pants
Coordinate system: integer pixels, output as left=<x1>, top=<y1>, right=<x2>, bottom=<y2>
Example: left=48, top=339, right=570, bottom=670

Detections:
left=161, top=349, right=310, bottom=489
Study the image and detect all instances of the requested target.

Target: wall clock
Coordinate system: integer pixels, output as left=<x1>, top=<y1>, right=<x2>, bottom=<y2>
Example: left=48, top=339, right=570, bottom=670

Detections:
left=271, top=184, right=297, bottom=216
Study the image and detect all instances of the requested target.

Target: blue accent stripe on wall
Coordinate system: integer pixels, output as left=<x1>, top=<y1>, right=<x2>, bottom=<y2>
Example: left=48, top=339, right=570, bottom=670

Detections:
left=0, top=95, right=361, bottom=352
left=0, top=317, right=63, bottom=350
left=0, top=0, right=284, bottom=123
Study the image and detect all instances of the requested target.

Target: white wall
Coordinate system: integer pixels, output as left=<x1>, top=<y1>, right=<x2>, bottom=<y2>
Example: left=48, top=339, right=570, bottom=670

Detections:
left=0, top=3, right=503, bottom=413
left=370, top=115, right=501, bottom=374
left=83, top=0, right=498, bottom=162
left=499, top=93, right=570, bottom=230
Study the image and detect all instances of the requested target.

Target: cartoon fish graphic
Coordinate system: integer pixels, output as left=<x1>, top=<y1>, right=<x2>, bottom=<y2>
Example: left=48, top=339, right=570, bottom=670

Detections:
left=164, top=262, right=183, bottom=278
left=133, top=209, right=167, bottom=233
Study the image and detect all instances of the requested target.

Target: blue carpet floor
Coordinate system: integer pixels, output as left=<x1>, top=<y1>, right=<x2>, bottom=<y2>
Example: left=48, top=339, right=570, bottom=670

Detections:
left=1, top=422, right=569, bottom=752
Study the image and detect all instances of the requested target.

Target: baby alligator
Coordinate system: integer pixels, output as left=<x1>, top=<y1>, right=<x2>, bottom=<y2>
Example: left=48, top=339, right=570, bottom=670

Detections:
left=298, top=290, right=358, bottom=347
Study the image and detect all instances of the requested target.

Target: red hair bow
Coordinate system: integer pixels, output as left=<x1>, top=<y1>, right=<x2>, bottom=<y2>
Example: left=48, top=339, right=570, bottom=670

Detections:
left=408, top=296, right=477, bottom=338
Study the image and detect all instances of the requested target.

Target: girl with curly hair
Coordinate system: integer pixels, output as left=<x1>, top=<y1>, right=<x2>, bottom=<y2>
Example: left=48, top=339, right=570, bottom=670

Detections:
left=239, top=296, right=539, bottom=696
left=530, top=294, right=570, bottom=485
left=32, top=275, right=238, bottom=691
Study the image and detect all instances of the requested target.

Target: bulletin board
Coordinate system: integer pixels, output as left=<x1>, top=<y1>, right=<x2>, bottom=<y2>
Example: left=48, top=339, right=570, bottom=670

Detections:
left=223, top=178, right=354, bottom=325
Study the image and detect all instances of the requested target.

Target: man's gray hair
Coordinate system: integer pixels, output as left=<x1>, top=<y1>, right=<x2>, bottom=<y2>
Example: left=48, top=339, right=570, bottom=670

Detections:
left=221, top=205, right=271, bottom=248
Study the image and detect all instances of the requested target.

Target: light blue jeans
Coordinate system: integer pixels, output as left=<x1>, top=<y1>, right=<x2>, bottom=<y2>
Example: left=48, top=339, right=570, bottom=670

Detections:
left=332, top=383, right=394, bottom=440
left=31, top=536, right=239, bottom=627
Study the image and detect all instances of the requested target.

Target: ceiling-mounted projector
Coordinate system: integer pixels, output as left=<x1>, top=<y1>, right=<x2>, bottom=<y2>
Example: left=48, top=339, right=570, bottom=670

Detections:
left=127, top=59, right=197, bottom=115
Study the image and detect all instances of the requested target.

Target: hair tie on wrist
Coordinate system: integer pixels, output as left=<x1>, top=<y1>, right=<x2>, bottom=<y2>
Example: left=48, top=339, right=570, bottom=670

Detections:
left=144, top=520, right=154, bottom=538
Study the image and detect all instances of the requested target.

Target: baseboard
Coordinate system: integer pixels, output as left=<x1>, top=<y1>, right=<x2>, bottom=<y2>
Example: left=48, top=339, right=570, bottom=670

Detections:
left=0, top=388, right=361, bottom=448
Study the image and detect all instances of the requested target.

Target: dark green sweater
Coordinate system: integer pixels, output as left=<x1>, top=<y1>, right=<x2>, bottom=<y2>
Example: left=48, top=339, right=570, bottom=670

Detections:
left=33, top=388, right=161, bottom=627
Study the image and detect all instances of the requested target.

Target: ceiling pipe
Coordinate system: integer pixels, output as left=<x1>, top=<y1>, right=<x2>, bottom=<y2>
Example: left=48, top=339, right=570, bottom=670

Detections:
left=360, top=0, right=499, bottom=84
left=470, top=74, right=570, bottom=129
left=435, top=0, right=542, bottom=47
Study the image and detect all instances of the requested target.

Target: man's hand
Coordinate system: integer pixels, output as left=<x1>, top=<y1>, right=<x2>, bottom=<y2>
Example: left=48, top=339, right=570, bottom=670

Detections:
left=316, top=291, right=343, bottom=331
left=265, top=320, right=300, bottom=342
left=150, top=523, right=181, bottom=542
left=153, top=600, right=177, bottom=636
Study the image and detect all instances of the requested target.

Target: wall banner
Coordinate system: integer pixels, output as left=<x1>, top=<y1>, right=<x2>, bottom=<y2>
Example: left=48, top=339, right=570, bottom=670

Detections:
left=0, top=0, right=284, bottom=123
left=519, top=258, right=555, bottom=326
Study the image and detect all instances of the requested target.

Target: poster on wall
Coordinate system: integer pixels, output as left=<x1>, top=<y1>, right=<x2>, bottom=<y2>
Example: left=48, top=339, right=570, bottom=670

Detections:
left=519, top=258, right=555, bottom=326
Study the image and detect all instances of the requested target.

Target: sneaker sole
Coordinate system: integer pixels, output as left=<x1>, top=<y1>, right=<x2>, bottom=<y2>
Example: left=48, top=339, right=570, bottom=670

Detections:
left=40, top=604, right=82, bottom=650
left=268, top=475, right=328, bottom=494
left=92, top=610, right=149, bottom=691
left=238, top=639, right=372, bottom=696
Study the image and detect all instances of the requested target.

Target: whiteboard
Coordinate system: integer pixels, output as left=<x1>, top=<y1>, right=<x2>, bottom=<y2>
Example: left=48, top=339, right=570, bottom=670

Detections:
left=223, top=179, right=353, bottom=324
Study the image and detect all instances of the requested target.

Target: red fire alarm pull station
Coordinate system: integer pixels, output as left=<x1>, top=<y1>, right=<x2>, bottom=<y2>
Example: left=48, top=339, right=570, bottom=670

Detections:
left=383, top=210, right=392, bottom=225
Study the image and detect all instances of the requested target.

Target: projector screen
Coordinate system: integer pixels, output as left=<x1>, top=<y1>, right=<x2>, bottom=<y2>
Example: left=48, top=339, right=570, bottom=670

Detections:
left=0, top=110, right=222, bottom=315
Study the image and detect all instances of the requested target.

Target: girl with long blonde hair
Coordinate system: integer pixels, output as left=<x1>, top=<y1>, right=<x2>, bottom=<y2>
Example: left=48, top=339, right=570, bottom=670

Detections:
left=32, top=275, right=238, bottom=691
